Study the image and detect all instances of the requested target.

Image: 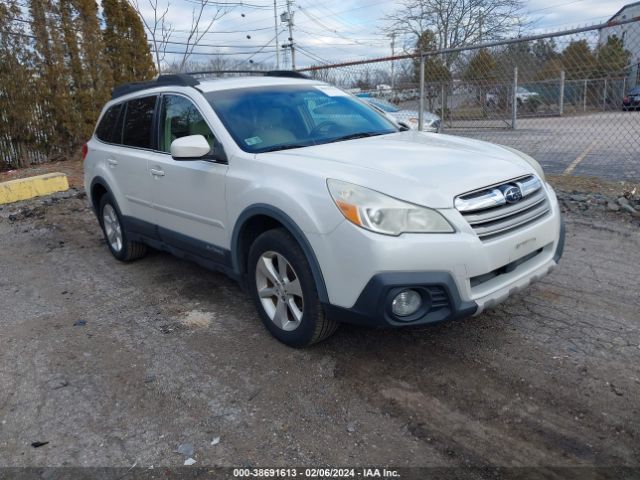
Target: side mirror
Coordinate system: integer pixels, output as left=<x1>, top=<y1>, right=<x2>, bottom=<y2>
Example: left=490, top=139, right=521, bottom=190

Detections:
left=397, top=121, right=411, bottom=131
left=170, top=135, right=212, bottom=160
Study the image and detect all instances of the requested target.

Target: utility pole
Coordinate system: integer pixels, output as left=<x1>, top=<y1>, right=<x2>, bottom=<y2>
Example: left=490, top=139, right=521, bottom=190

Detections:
left=280, top=0, right=295, bottom=70
left=273, top=0, right=280, bottom=69
left=389, top=32, right=396, bottom=91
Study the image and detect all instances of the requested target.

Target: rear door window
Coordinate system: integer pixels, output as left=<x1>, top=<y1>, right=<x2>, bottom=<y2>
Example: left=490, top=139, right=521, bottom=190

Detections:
left=95, top=104, right=122, bottom=143
left=122, top=96, right=157, bottom=149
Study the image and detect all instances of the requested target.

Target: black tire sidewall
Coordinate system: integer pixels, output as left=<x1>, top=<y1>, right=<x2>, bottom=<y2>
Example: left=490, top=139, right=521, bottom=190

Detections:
left=99, top=193, right=129, bottom=261
left=248, top=229, right=323, bottom=347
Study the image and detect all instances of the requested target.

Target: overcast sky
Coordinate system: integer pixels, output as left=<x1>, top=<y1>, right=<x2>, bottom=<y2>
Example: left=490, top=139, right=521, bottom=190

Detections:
left=143, top=0, right=633, bottom=68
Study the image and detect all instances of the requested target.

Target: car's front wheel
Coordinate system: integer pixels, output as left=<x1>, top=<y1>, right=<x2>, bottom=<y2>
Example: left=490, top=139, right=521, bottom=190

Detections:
left=247, top=228, right=338, bottom=347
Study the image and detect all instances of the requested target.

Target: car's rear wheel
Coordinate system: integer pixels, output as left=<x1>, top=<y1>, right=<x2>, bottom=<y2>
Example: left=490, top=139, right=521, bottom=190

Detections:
left=248, top=228, right=338, bottom=347
left=99, top=193, right=147, bottom=262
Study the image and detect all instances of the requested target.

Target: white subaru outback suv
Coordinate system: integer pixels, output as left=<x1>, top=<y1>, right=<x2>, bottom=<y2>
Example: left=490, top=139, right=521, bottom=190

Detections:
left=84, top=72, right=564, bottom=347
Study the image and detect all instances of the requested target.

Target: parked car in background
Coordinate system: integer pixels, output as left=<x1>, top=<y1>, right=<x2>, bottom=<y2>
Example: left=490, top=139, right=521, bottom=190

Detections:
left=622, top=86, right=640, bottom=110
left=358, top=95, right=441, bottom=132
left=486, top=86, right=541, bottom=108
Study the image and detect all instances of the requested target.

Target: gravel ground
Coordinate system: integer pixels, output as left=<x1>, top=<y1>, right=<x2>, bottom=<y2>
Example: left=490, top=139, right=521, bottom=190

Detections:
left=0, top=189, right=639, bottom=469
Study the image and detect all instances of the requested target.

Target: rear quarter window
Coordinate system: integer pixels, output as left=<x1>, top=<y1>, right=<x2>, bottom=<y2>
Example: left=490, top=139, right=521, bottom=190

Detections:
left=95, top=104, right=123, bottom=143
left=122, top=96, right=157, bottom=149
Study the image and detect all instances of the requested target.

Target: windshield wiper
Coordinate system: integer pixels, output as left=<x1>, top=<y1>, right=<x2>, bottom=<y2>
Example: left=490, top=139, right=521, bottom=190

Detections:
left=259, top=143, right=309, bottom=153
left=326, top=132, right=386, bottom=143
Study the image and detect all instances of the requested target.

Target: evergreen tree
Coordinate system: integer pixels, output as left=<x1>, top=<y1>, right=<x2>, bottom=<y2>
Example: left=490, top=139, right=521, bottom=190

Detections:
left=561, top=40, right=596, bottom=79
left=463, top=49, right=497, bottom=83
left=29, top=0, right=79, bottom=152
left=0, top=0, right=40, bottom=168
left=413, top=31, right=451, bottom=112
left=103, top=0, right=156, bottom=85
left=594, top=35, right=631, bottom=78
left=66, top=0, right=113, bottom=138
left=463, top=49, right=497, bottom=107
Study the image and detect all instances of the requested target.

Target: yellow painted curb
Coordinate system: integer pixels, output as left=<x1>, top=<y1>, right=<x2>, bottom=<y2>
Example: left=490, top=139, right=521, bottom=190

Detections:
left=0, top=172, right=69, bottom=205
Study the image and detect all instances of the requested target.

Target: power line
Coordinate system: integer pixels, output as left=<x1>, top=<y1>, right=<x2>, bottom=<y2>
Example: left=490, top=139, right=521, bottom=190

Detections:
left=151, top=48, right=277, bottom=55
left=243, top=32, right=279, bottom=63
left=171, top=0, right=278, bottom=8
left=162, top=39, right=274, bottom=48
left=295, top=47, right=329, bottom=65
left=297, top=0, right=374, bottom=34
left=295, top=44, right=331, bottom=65
left=296, top=27, right=386, bottom=45
left=297, top=6, right=375, bottom=46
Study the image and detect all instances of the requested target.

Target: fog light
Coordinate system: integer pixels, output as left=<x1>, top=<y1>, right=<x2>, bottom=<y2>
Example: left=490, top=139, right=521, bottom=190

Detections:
left=391, top=289, right=422, bottom=317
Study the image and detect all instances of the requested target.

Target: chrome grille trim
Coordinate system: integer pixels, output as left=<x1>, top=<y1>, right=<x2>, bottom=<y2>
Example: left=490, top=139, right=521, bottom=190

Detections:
left=454, top=175, right=542, bottom=213
left=464, top=189, right=546, bottom=225
left=455, top=175, right=550, bottom=240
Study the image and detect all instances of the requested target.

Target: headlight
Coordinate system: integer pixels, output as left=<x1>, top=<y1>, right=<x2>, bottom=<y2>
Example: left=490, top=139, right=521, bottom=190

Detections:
left=500, top=145, right=545, bottom=181
left=327, top=179, right=454, bottom=236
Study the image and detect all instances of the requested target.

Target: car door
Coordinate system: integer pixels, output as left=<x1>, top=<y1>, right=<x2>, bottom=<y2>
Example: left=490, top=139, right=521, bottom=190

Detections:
left=149, top=93, right=229, bottom=262
left=107, top=95, right=157, bottom=235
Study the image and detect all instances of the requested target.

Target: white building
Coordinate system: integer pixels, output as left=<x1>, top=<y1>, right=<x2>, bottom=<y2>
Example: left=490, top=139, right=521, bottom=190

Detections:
left=598, top=2, right=640, bottom=88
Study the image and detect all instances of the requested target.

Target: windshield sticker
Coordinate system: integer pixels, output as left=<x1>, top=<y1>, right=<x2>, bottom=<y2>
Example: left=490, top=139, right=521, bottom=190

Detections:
left=314, top=85, right=349, bottom=97
left=244, top=136, right=262, bottom=146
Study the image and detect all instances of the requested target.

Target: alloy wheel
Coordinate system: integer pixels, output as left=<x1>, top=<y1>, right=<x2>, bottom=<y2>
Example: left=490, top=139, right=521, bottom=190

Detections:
left=102, top=204, right=123, bottom=252
left=255, top=251, right=304, bottom=331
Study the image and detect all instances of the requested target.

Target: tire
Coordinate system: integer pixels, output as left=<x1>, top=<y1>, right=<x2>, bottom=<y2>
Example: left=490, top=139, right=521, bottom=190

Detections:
left=247, top=228, right=338, bottom=347
left=99, top=193, right=147, bottom=262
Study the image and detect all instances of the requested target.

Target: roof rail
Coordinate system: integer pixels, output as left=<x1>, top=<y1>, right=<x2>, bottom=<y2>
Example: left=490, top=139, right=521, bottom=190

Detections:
left=111, top=74, right=200, bottom=99
left=183, top=69, right=310, bottom=79
left=111, top=70, right=310, bottom=99
left=264, top=70, right=309, bottom=79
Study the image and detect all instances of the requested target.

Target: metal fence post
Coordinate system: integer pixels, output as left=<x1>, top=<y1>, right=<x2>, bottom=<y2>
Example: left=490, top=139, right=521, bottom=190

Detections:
left=511, top=66, right=518, bottom=130
left=440, top=83, right=445, bottom=127
left=419, top=55, right=425, bottom=131
left=559, top=70, right=565, bottom=116
left=583, top=79, right=588, bottom=112
left=602, top=78, right=608, bottom=111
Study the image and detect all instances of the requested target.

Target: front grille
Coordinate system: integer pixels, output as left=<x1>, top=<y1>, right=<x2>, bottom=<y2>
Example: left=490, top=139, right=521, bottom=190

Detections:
left=455, top=175, right=550, bottom=240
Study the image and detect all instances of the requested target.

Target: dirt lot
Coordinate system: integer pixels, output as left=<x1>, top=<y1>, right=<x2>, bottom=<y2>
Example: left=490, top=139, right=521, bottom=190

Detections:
left=0, top=188, right=639, bottom=470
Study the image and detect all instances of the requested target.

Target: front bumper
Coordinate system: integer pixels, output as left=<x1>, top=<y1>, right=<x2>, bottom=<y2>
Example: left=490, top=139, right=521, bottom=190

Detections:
left=323, top=218, right=565, bottom=327
left=310, top=183, right=564, bottom=327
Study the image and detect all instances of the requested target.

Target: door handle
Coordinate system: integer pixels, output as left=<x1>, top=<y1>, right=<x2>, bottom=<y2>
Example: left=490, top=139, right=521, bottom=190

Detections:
left=150, top=168, right=165, bottom=177
left=107, top=158, right=118, bottom=167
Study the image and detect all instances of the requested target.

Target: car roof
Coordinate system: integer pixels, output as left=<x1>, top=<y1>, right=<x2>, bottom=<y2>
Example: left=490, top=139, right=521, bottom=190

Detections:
left=196, top=75, right=321, bottom=93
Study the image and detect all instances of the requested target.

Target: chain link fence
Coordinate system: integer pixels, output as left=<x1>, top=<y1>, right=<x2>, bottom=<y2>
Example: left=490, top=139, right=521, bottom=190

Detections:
left=299, top=18, right=640, bottom=182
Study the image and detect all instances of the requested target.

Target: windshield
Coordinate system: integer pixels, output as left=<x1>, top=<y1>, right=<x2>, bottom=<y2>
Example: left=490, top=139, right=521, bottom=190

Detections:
left=629, top=87, right=640, bottom=95
left=205, top=84, right=398, bottom=153
left=365, top=98, right=400, bottom=113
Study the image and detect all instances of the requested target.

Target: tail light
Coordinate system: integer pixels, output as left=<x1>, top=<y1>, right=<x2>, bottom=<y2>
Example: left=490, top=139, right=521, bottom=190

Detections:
left=623, top=96, right=630, bottom=102
left=81, top=143, right=88, bottom=161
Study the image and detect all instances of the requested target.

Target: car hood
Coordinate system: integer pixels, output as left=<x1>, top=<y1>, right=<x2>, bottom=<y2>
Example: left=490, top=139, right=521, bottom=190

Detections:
left=266, top=130, right=536, bottom=209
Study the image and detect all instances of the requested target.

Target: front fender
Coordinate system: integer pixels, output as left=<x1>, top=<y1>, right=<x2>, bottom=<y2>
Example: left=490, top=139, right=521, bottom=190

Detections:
left=230, top=204, right=331, bottom=303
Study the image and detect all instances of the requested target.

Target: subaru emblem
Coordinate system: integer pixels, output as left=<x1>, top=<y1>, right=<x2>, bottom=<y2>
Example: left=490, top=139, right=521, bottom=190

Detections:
left=503, top=185, right=523, bottom=204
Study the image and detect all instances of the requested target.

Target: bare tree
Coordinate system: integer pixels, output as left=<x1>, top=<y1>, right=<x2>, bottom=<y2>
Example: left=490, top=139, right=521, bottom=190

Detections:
left=129, top=0, right=228, bottom=74
left=176, top=0, right=228, bottom=72
left=129, top=0, right=172, bottom=74
left=387, top=0, right=527, bottom=60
